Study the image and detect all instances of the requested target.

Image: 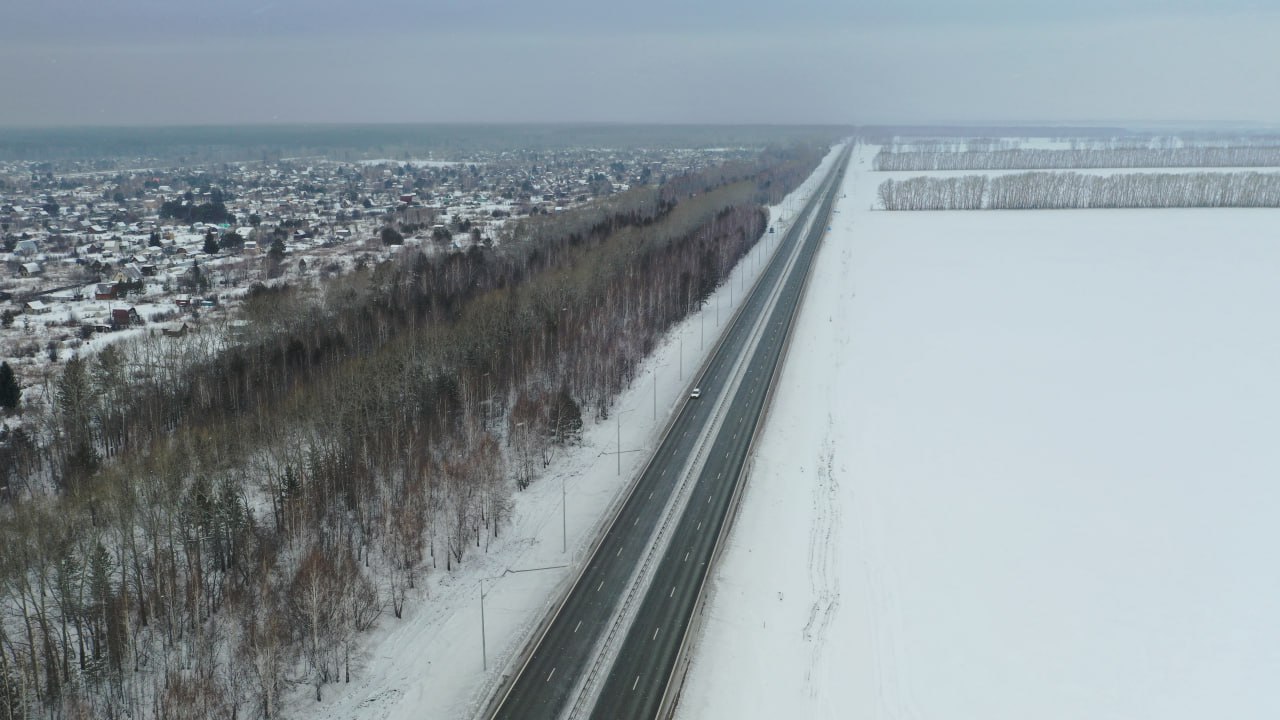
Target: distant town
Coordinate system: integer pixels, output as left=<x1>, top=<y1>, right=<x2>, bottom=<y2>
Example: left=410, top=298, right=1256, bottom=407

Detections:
left=0, top=145, right=754, bottom=380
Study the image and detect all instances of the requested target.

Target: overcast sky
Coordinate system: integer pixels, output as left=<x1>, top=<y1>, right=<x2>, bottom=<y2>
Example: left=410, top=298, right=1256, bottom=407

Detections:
left=2, top=0, right=1277, bottom=127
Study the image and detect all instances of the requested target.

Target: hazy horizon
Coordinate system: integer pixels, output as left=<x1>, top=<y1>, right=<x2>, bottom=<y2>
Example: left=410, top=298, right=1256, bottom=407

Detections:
left=3, top=0, right=1278, bottom=127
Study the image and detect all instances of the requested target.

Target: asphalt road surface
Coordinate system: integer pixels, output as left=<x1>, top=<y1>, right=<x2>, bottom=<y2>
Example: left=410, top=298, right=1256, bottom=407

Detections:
left=589, top=147, right=850, bottom=720
left=489, top=148, right=851, bottom=720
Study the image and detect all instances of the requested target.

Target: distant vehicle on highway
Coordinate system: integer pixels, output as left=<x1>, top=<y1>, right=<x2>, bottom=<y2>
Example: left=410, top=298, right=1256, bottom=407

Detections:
left=690, top=387, right=702, bottom=399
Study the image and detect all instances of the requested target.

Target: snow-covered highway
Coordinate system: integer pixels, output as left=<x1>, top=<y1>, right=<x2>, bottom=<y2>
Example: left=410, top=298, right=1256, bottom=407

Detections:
left=488, top=147, right=851, bottom=720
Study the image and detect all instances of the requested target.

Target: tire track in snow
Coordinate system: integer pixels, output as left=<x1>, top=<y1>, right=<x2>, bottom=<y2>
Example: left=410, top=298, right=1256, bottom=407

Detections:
left=802, top=428, right=841, bottom=697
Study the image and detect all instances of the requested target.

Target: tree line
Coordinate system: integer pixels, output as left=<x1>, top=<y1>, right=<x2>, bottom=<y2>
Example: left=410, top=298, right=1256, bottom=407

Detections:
left=873, top=145, right=1280, bottom=171
left=159, top=200, right=233, bottom=225
left=0, top=143, right=824, bottom=719
left=877, top=171, right=1280, bottom=210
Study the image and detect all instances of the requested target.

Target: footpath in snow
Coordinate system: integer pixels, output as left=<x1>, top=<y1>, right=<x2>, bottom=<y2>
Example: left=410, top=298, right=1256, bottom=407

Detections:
left=674, top=144, right=1280, bottom=719
left=278, top=147, right=844, bottom=720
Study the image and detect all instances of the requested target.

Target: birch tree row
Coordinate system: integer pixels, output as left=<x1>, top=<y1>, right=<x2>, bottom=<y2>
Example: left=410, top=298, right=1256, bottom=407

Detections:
left=878, top=171, right=1280, bottom=210
left=874, top=146, right=1280, bottom=171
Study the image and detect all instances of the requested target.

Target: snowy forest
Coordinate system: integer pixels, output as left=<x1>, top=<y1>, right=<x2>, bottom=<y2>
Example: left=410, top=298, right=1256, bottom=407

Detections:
left=0, top=144, right=823, bottom=719
left=877, top=171, right=1280, bottom=210
left=874, top=144, right=1280, bottom=171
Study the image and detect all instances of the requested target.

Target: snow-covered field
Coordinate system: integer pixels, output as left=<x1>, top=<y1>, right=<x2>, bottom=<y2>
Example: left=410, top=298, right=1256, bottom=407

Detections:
left=275, top=148, right=842, bottom=720
left=675, top=144, right=1280, bottom=719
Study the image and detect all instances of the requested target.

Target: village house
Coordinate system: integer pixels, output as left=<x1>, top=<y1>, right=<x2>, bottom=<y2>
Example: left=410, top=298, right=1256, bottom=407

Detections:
left=110, top=307, right=141, bottom=328
left=113, top=265, right=145, bottom=284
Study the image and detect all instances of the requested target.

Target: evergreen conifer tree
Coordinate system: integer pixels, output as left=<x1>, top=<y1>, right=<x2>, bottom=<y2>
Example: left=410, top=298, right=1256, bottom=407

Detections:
left=0, top=361, right=19, bottom=412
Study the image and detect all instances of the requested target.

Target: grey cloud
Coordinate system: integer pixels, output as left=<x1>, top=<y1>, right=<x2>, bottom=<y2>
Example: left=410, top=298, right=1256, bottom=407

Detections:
left=1, top=2, right=1278, bottom=126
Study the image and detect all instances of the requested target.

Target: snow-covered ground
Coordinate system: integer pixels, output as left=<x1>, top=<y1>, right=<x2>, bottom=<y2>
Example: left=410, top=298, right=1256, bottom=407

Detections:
left=276, top=148, right=843, bottom=720
left=675, top=144, right=1280, bottom=719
